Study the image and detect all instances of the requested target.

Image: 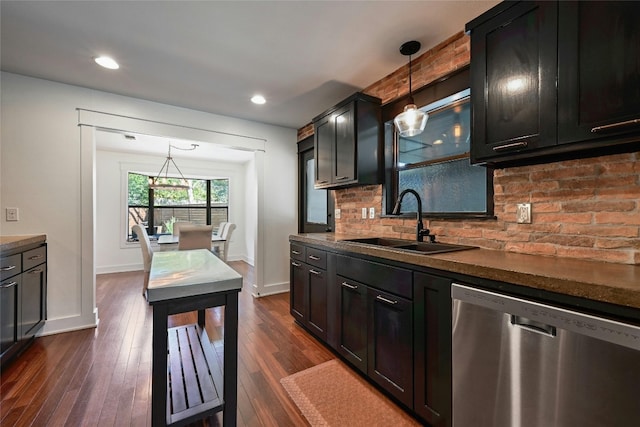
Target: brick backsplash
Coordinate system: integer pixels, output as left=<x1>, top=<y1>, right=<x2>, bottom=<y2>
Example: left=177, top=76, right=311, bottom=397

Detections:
left=298, top=32, right=640, bottom=265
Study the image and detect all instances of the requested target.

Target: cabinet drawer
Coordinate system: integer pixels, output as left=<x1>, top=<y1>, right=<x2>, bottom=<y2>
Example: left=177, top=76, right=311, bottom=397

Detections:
left=290, top=243, right=305, bottom=261
left=23, top=246, right=46, bottom=270
left=306, top=247, right=327, bottom=270
left=337, top=255, right=412, bottom=299
left=0, top=254, right=21, bottom=281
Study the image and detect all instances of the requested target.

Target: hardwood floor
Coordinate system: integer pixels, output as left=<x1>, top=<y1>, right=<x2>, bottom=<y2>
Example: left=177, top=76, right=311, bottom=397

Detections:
left=1, top=262, right=335, bottom=426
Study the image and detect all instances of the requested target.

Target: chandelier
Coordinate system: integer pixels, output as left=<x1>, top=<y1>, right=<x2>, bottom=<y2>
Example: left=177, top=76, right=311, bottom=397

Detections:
left=149, top=143, right=198, bottom=190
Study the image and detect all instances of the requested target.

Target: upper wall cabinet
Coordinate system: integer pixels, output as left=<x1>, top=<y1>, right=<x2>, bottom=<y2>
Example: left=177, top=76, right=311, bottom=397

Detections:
left=313, top=93, right=382, bottom=189
left=557, top=1, right=640, bottom=146
left=467, top=1, right=640, bottom=166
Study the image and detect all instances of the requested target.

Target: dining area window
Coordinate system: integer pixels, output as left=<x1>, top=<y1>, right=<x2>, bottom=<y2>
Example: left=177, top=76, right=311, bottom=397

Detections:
left=127, top=173, right=229, bottom=240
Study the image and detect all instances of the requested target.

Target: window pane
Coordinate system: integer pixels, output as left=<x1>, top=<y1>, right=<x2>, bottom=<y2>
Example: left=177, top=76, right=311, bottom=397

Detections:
left=128, top=173, right=149, bottom=205
left=398, top=95, right=471, bottom=166
left=306, top=158, right=328, bottom=224
left=398, top=158, right=487, bottom=213
left=211, top=179, right=229, bottom=203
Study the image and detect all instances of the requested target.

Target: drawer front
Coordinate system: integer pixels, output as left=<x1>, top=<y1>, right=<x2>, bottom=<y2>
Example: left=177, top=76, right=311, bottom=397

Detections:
left=0, top=254, right=21, bottom=281
left=337, top=255, right=413, bottom=299
left=23, top=246, right=46, bottom=271
left=306, top=247, right=327, bottom=270
left=290, top=243, right=305, bottom=262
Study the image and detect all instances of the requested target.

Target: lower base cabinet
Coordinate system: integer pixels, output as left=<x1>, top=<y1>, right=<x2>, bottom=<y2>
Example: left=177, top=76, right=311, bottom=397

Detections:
left=414, top=272, right=452, bottom=427
left=291, top=242, right=452, bottom=426
left=0, top=242, right=47, bottom=368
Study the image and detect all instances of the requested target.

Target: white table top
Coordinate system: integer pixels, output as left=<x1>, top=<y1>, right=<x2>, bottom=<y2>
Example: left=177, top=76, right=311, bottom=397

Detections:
left=157, top=234, right=225, bottom=245
left=146, top=249, right=242, bottom=303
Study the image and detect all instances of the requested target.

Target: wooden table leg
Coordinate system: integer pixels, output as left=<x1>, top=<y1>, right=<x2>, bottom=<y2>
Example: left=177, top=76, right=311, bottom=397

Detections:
left=223, top=293, right=238, bottom=427
left=197, top=308, right=206, bottom=327
left=152, top=304, right=169, bottom=427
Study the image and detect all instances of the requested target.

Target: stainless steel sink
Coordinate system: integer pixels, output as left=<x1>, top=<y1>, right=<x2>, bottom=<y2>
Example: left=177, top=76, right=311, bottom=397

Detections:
left=341, top=237, right=477, bottom=254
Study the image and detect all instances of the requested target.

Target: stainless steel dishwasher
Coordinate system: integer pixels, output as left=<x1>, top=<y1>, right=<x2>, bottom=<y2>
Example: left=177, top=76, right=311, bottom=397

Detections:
left=452, top=283, right=640, bottom=427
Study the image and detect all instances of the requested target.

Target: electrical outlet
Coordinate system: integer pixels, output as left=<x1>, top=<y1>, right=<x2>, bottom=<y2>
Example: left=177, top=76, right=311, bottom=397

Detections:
left=361, top=208, right=367, bottom=219
left=369, top=207, right=375, bottom=219
left=516, top=203, right=532, bottom=224
left=335, top=208, right=341, bottom=219
left=6, top=207, right=19, bottom=221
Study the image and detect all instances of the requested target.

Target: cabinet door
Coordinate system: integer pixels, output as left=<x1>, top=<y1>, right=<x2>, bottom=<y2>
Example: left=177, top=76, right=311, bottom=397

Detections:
left=314, top=115, right=333, bottom=187
left=0, top=277, right=19, bottom=355
left=368, top=288, right=413, bottom=408
left=290, top=260, right=307, bottom=323
left=337, top=275, right=368, bottom=374
left=333, top=103, right=356, bottom=185
left=414, top=273, right=452, bottom=427
left=558, top=1, right=640, bottom=145
left=470, top=1, right=557, bottom=163
left=20, top=264, right=46, bottom=339
left=307, top=266, right=327, bottom=340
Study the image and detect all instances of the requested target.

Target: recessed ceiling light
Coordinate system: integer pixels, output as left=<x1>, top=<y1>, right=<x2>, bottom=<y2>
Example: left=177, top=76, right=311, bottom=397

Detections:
left=94, top=56, right=119, bottom=70
left=251, top=94, right=266, bottom=105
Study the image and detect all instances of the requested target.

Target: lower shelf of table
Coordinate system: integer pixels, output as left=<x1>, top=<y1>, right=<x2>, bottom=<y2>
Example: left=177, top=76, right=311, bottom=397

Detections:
left=167, top=323, right=224, bottom=426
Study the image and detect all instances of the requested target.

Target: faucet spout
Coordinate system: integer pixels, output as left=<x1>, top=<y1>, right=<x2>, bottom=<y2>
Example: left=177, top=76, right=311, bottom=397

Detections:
left=392, top=189, right=431, bottom=242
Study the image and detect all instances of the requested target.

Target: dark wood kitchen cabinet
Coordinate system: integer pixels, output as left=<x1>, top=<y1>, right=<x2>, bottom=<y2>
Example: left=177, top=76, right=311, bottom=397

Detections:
left=468, top=1, right=558, bottom=164
left=414, top=272, right=452, bottom=427
left=313, top=93, right=382, bottom=189
left=1, top=242, right=47, bottom=368
left=335, top=254, right=414, bottom=409
left=557, top=1, right=640, bottom=146
left=289, top=244, right=330, bottom=340
left=467, top=1, right=640, bottom=166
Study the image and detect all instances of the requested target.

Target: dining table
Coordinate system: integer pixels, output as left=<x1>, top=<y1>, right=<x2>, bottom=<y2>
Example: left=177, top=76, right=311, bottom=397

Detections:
left=157, top=233, right=225, bottom=251
left=146, top=249, right=242, bottom=427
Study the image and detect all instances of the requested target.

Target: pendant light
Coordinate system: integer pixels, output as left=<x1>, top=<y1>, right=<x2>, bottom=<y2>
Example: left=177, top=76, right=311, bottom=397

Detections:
left=149, top=143, right=198, bottom=190
left=394, top=40, right=428, bottom=138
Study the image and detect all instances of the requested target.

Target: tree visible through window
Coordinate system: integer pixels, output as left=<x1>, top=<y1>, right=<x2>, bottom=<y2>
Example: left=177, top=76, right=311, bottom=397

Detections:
left=127, top=173, right=229, bottom=240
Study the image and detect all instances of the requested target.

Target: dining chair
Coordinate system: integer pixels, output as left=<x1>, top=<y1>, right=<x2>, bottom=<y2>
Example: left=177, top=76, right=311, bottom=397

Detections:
left=178, top=225, right=214, bottom=251
left=132, top=224, right=154, bottom=296
left=215, top=222, right=228, bottom=237
left=172, top=221, right=192, bottom=236
left=218, top=223, right=236, bottom=262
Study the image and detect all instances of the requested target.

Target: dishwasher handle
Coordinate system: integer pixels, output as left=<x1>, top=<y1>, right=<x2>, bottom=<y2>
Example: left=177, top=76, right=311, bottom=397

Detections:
left=511, top=315, right=556, bottom=337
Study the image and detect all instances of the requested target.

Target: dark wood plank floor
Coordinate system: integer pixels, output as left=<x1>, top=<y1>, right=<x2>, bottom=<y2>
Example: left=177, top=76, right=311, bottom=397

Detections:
left=1, top=262, right=335, bottom=426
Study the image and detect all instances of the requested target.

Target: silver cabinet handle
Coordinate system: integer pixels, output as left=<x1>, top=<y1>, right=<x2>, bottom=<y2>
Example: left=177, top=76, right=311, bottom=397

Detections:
left=335, top=176, right=350, bottom=181
left=291, top=261, right=301, bottom=267
left=376, top=295, right=398, bottom=305
left=591, top=118, right=640, bottom=133
left=0, top=265, right=17, bottom=271
left=28, top=268, right=43, bottom=274
left=308, top=255, right=321, bottom=261
left=492, top=141, right=528, bottom=152
left=28, top=254, right=44, bottom=261
left=291, top=250, right=301, bottom=255
left=0, top=281, right=17, bottom=289
left=309, top=269, right=321, bottom=275
left=341, top=282, right=358, bottom=290
left=317, top=180, right=329, bottom=184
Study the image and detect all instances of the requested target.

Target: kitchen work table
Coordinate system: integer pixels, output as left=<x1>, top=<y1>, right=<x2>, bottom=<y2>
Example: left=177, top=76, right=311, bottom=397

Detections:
left=146, top=249, right=242, bottom=427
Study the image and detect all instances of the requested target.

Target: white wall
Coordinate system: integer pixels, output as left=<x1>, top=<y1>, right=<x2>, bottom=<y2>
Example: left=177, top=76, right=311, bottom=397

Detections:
left=1, top=71, right=297, bottom=335
left=95, top=149, right=252, bottom=273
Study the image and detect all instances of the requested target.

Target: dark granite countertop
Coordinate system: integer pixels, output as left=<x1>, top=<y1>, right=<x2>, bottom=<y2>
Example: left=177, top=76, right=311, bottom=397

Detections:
left=1, top=235, right=47, bottom=253
left=291, top=233, right=640, bottom=311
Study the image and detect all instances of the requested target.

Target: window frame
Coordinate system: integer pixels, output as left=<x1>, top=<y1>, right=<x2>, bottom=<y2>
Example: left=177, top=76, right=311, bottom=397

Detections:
left=126, top=173, right=230, bottom=241
left=381, top=66, right=494, bottom=219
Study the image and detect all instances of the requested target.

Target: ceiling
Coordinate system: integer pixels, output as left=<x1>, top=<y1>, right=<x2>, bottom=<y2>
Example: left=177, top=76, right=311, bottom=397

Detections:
left=1, top=0, right=499, bottom=131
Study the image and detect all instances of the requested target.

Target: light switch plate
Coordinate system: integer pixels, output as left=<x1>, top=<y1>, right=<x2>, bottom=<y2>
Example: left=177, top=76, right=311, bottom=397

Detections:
left=369, top=207, right=375, bottom=219
left=361, top=208, right=367, bottom=219
left=335, top=208, right=341, bottom=219
left=516, top=203, right=531, bottom=224
left=6, top=207, right=19, bottom=221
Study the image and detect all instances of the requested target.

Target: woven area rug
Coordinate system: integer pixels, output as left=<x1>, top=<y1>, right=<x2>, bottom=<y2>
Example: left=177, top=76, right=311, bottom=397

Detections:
left=280, top=359, right=421, bottom=426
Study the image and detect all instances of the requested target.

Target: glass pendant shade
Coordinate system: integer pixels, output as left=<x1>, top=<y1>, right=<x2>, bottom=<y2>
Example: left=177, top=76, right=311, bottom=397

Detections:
left=394, top=104, right=428, bottom=137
